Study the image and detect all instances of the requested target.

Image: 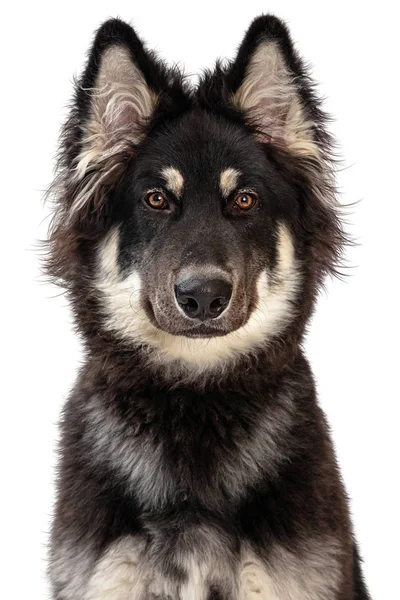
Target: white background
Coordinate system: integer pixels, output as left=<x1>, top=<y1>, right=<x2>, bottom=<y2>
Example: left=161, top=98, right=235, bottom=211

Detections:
left=2, top=1, right=399, bottom=598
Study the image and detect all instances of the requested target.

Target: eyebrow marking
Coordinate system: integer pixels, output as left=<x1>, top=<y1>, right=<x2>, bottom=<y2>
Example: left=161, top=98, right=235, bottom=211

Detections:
left=220, top=168, right=241, bottom=197
left=161, top=167, right=184, bottom=197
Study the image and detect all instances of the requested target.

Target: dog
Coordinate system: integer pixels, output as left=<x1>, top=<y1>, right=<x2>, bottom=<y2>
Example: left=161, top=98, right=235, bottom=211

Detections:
left=46, top=14, right=371, bottom=600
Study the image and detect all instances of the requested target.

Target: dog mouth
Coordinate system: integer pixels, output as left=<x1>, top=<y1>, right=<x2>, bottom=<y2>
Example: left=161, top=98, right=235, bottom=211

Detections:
left=153, top=314, right=240, bottom=338
left=171, top=324, right=235, bottom=338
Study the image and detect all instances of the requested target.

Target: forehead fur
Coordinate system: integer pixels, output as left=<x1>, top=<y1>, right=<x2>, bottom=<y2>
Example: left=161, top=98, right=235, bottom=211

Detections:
left=134, top=110, right=269, bottom=190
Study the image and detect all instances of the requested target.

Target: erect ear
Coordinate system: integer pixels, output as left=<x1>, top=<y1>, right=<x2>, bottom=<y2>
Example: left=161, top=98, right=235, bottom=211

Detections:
left=229, top=16, right=321, bottom=158
left=64, top=19, right=171, bottom=217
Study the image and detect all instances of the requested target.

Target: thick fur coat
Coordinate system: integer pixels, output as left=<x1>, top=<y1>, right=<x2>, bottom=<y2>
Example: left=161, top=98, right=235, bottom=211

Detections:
left=46, top=14, right=371, bottom=600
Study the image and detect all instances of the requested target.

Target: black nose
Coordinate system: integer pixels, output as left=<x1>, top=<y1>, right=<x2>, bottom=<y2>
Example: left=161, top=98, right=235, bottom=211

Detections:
left=174, top=277, right=232, bottom=320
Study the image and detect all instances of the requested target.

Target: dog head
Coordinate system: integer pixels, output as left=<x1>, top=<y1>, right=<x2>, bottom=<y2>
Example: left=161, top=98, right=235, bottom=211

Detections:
left=47, top=16, right=344, bottom=377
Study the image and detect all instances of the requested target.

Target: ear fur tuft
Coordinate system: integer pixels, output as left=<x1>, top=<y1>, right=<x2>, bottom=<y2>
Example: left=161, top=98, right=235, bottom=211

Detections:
left=230, top=20, right=319, bottom=158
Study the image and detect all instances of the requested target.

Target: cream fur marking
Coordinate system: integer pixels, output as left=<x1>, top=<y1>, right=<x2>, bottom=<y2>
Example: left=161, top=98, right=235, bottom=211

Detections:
left=95, top=222, right=299, bottom=372
left=232, top=42, right=319, bottom=159
left=83, top=534, right=341, bottom=600
left=83, top=536, right=175, bottom=600
left=220, top=167, right=241, bottom=197
left=161, top=166, right=185, bottom=197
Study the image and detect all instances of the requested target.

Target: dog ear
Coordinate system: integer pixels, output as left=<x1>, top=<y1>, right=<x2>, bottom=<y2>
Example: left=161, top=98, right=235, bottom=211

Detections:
left=228, top=16, right=321, bottom=159
left=46, top=19, right=189, bottom=286
left=60, top=19, right=173, bottom=219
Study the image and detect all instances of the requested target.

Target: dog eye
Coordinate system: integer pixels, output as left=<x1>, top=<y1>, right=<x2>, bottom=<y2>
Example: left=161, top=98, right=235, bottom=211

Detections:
left=144, top=192, right=169, bottom=210
left=234, top=192, right=258, bottom=211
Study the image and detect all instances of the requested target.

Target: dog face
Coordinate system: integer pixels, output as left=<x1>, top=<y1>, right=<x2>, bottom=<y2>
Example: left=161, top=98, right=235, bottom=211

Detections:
left=97, top=109, right=301, bottom=366
left=47, top=17, right=343, bottom=374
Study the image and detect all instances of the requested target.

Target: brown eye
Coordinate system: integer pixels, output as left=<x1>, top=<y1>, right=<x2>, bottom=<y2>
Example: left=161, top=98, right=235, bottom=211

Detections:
left=234, top=192, right=257, bottom=211
left=145, top=192, right=168, bottom=210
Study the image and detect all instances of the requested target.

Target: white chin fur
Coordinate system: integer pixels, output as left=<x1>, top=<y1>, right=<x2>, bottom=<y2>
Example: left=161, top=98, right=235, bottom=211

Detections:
left=95, top=223, right=299, bottom=372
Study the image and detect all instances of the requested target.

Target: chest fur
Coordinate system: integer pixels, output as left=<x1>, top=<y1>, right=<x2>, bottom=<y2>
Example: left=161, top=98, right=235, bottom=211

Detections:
left=83, top=390, right=294, bottom=511
left=83, top=528, right=341, bottom=600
